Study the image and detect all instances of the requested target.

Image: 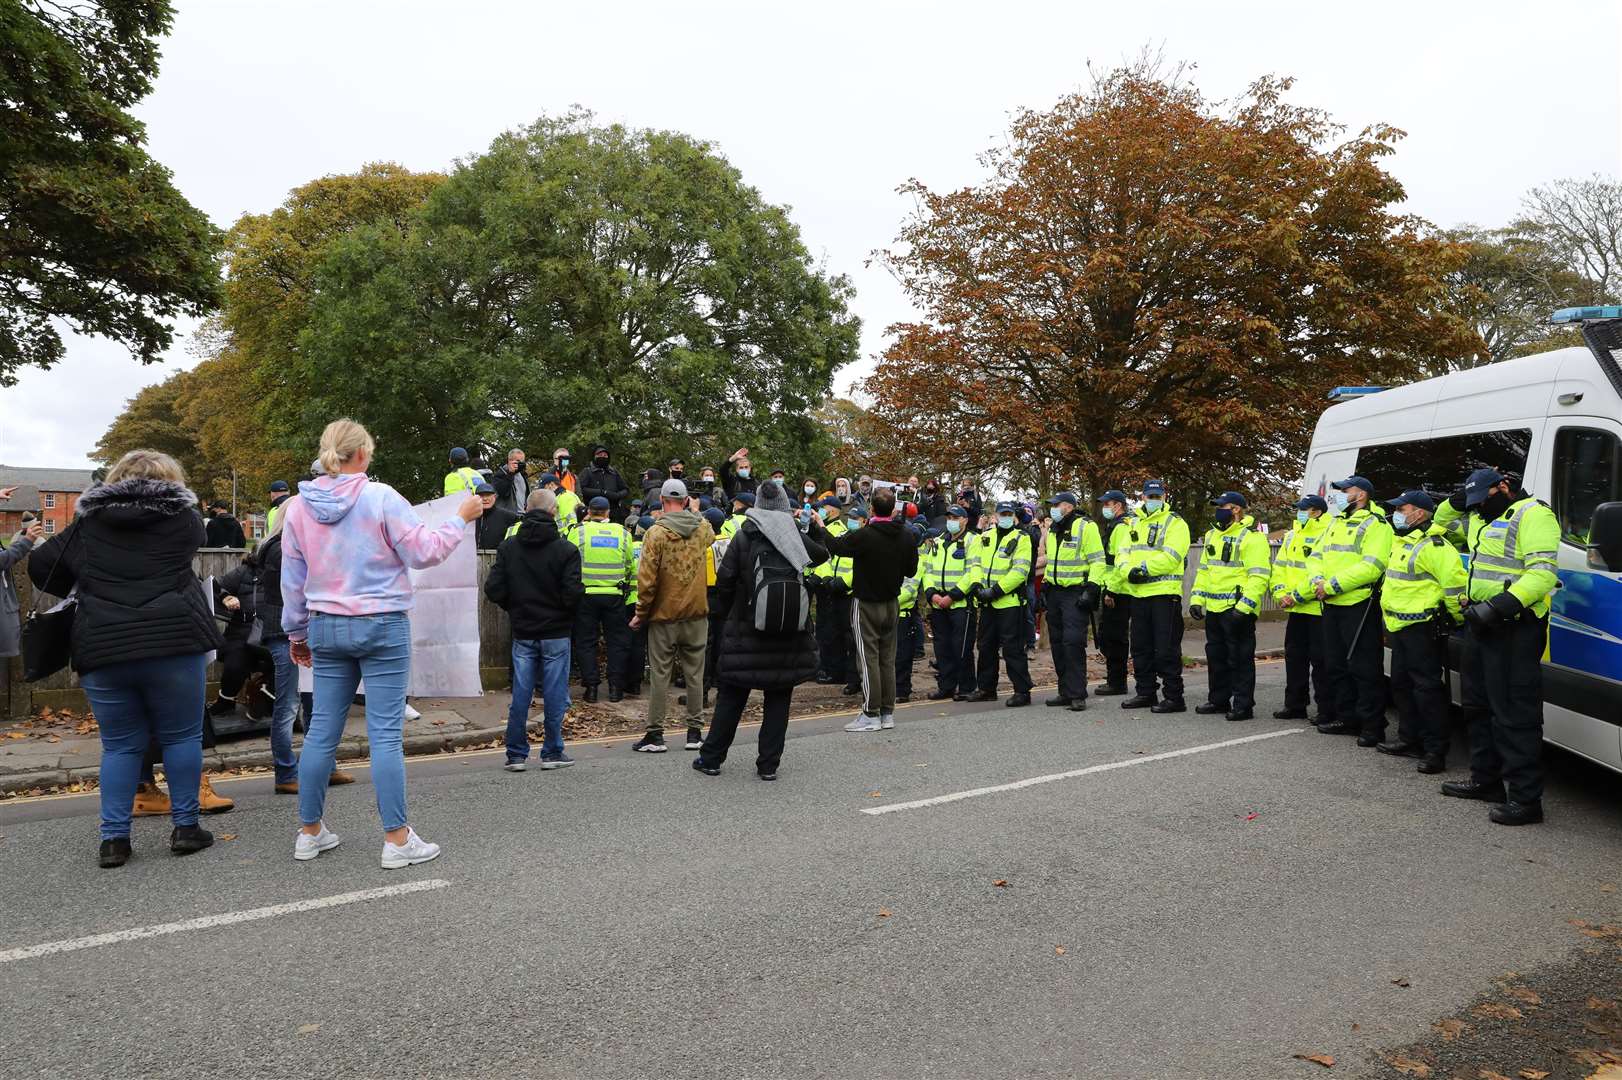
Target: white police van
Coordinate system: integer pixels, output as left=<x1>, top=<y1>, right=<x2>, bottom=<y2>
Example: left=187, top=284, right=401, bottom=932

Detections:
left=1300, top=307, right=1622, bottom=772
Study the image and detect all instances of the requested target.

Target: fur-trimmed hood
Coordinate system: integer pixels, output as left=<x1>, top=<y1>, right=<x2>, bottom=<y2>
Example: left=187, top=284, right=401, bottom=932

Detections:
left=76, top=477, right=199, bottom=527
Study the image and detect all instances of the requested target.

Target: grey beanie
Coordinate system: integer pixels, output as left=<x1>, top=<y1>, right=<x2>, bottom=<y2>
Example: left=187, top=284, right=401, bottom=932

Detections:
left=754, top=479, right=791, bottom=512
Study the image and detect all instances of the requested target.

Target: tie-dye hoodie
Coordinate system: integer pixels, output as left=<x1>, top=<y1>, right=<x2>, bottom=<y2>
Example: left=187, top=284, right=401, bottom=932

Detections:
left=280, top=473, right=467, bottom=640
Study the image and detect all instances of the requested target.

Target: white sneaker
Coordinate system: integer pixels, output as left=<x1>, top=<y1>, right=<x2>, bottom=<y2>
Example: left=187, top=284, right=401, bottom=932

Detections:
left=381, top=828, right=440, bottom=869
left=844, top=716, right=882, bottom=733
left=403, top=703, right=422, bottom=721
left=879, top=713, right=895, bottom=730
left=294, top=823, right=341, bottom=862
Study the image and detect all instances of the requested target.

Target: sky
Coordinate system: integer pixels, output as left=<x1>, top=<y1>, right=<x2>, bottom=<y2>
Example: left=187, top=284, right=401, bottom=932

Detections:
left=3, top=0, right=1620, bottom=469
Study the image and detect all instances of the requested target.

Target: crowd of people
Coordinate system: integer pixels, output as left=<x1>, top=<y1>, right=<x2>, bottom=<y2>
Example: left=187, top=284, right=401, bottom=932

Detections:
left=10, top=424, right=1561, bottom=871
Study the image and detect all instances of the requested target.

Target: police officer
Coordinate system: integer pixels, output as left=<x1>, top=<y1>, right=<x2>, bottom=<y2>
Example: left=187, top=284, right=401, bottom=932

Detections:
left=922, top=505, right=979, bottom=701
left=1093, top=489, right=1133, bottom=696
left=720, top=491, right=753, bottom=540
left=1435, top=468, right=1560, bottom=825
left=266, top=480, right=291, bottom=535
left=1043, top=491, right=1105, bottom=712
left=808, top=496, right=857, bottom=692
left=1118, top=479, right=1190, bottom=713
left=1271, top=495, right=1334, bottom=723
left=965, top=500, right=1035, bottom=707
left=1303, top=476, right=1393, bottom=744
left=572, top=496, right=635, bottom=702
left=538, top=472, right=581, bottom=543
left=895, top=528, right=925, bottom=703
left=1377, top=489, right=1466, bottom=774
left=1190, top=491, right=1270, bottom=721
left=443, top=447, right=482, bottom=496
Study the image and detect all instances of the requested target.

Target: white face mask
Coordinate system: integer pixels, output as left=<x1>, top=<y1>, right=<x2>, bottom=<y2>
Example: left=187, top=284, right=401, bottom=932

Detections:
left=1296, top=510, right=1309, bottom=524
left=1049, top=506, right=1063, bottom=522
left=1391, top=511, right=1409, bottom=530
left=1143, top=499, right=1164, bottom=515
left=1329, top=490, right=1350, bottom=513
left=804, top=484, right=816, bottom=495
left=946, top=519, right=962, bottom=534
left=997, top=515, right=1015, bottom=529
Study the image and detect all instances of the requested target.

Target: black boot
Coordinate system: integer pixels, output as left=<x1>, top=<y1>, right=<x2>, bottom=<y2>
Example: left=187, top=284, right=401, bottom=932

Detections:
left=1441, top=779, right=1507, bottom=802
left=1315, top=720, right=1357, bottom=735
left=1120, top=694, right=1156, bottom=709
left=583, top=684, right=599, bottom=703
left=1045, top=696, right=1071, bottom=707
left=98, top=837, right=131, bottom=869
left=1005, top=693, right=1031, bottom=708
left=1067, top=700, right=1087, bottom=712
left=608, top=685, right=624, bottom=703
left=1489, top=801, right=1543, bottom=826
left=1224, top=709, right=1254, bottom=722
left=1376, top=740, right=1423, bottom=758
left=1417, top=755, right=1446, bottom=775
left=170, top=825, right=214, bottom=855
left=1093, top=684, right=1128, bottom=696
left=1271, top=707, right=1309, bottom=720
left=1194, top=702, right=1227, bottom=715
left=926, top=689, right=953, bottom=701
left=963, top=689, right=997, bottom=703
left=1149, top=699, right=1186, bottom=714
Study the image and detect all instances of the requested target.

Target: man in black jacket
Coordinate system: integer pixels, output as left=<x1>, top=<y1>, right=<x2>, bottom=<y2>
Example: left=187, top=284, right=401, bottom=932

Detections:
left=473, top=481, right=519, bottom=549
left=485, top=489, right=584, bottom=772
left=811, top=488, right=919, bottom=731
left=488, top=448, right=530, bottom=517
left=579, top=445, right=631, bottom=523
left=204, top=500, right=245, bottom=548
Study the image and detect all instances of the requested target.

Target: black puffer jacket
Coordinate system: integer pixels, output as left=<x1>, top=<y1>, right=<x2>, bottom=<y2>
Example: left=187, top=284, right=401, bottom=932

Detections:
left=28, top=478, right=223, bottom=674
left=484, top=511, right=583, bottom=640
left=250, top=531, right=287, bottom=643
left=214, top=560, right=258, bottom=644
left=714, top=521, right=827, bottom=690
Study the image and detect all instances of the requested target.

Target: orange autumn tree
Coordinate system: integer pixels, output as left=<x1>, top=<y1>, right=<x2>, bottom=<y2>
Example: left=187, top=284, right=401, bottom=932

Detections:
left=864, top=63, right=1479, bottom=513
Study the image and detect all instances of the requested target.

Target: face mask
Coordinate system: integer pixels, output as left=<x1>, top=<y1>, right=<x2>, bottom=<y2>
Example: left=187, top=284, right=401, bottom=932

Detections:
left=670, top=469, right=684, bottom=479
left=737, top=467, right=750, bottom=479
left=849, top=519, right=863, bottom=531
left=559, top=458, right=569, bottom=469
left=1214, top=508, right=1234, bottom=528
left=946, top=519, right=962, bottom=534
left=1295, top=510, right=1309, bottom=525
left=1329, top=490, right=1349, bottom=512
left=1048, top=506, right=1063, bottom=522
left=804, top=484, right=816, bottom=495
left=1101, top=506, right=1117, bottom=521
left=1144, top=499, right=1164, bottom=515
left=998, top=515, right=1015, bottom=529
left=1478, top=491, right=1511, bottom=519
left=1391, top=511, right=1410, bottom=530
left=819, top=507, right=832, bottom=521
left=594, top=456, right=608, bottom=466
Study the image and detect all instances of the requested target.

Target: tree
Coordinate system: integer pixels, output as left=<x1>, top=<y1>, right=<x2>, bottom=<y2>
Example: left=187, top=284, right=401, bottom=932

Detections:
left=1439, top=225, right=1594, bottom=368
left=1521, top=175, right=1622, bottom=304
left=863, top=62, right=1477, bottom=512
left=93, top=368, right=207, bottom=482
left=285, top=113, right=860, bottom=496
left=0, top=0, right=220, bottom=385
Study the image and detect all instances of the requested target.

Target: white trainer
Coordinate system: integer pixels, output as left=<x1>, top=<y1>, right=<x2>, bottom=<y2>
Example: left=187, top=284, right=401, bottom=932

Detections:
left=293, top=823, right=341, bottom=862
left=844, top=716, right=882, bottom=733
left=381, top=828, right=441, bottom=870
left=879, top=713, right=895, bottom=730
left=403, top=702, right=422, bottom=721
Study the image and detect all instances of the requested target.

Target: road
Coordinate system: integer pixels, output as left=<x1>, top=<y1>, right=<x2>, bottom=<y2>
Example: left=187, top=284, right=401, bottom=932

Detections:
left=2, top=661, right=1620, bottom=1079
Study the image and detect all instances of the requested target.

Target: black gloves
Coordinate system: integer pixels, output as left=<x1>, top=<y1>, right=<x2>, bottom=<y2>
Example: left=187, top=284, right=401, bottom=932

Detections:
left=988, top=584, right=1004, bottom=601
left=1189, top=604, right=1205, bottom=621
left=1447, top=488, right=1468, bottom=513
left=1127, top=566, right=1149, bottom=585
left=1079, top=582, right=1101, bottom=612
left=1464, top=591, right=1523, bottom=632
left=975, top=585, right=996, bottom=603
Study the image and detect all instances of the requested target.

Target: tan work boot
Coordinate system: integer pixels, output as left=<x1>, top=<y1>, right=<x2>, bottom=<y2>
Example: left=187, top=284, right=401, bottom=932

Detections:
left=132, top=782, right=171, bottom=817
left=197, top=773, right=235, bottom=814
left=328, top=769, right=355, bottom=786
left=274, top=779, right=299, bottom=795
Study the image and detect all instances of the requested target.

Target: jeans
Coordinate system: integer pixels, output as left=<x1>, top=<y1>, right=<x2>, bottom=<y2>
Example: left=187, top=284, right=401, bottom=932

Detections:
left=299, top=612, right=411, bottom=831
left=82, top=652, right=208, bottom=840
left=507, top=637, right=571, bottom=761
left=267, top=637, right=299, bottom=784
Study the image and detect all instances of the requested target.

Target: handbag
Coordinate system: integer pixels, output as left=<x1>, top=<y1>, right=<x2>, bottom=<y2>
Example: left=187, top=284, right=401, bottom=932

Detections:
left=21, top=523, right=80, bottom=681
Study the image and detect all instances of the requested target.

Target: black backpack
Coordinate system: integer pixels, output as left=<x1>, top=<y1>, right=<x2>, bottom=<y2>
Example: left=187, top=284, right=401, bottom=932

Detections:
left=749, top=532, right=808, bottom=635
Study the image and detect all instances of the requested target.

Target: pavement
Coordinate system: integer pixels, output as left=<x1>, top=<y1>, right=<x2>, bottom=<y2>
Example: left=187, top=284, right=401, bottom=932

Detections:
left=2, top=658, right=1620, bottom=1079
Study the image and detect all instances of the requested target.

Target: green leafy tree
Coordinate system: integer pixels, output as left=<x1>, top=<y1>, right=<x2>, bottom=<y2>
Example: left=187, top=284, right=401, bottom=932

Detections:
left=1439, top=225, right=1594, bottom=369
left=0, top=0, right=220, bottom=385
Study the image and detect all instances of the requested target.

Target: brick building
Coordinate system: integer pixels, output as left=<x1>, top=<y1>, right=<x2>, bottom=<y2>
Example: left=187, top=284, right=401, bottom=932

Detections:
left=0, top=466, right=97, bottom=539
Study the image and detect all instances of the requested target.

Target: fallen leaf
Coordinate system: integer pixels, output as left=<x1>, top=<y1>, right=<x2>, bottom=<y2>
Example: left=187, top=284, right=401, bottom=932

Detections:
left=1392, top=977, right=1412, bottom=987
left=1477, top=1071, right=1511, bottom=1080
left=1517, top=1069, right=1550, bottom=1079
left=993, top=879, right=1008, bottom=888
left=1505, top=986, right=1542, bottom=1006
left=430, top=718, right=446, bottom=726
left=868, top=791, right=883, bottom=798
left=1384, top=1057, right=1431, bottom=1077
left=218, top=834, right=238, bottom=841
left=1351, top=1023, right=1360, bottom=1032
left=1433, top=1019, right=1469, bottom=1041
left=45, top=735, right=60, bottom=743
left=1054, top=946, right=1066, bottom=956
left=1473, top=1003, right=1523, bottom=1021
left=1292, top=1053, right=1334, bottom=1068
left=296, top=1023, right=320, bottom=1035
left=1602, top=884, right=1617, bottom=893
left=3, top=732, right=26, bottom=740
left=1588, top=997, right=1619, bottom=1012
left=876, top=908, right=891, bottom=918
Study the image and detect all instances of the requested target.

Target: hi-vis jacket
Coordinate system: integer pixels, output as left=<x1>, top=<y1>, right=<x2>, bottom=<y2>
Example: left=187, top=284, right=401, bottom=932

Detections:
left=1116, top=504, right=1189, bottom=599
left=1435, top=495, right=1560, bottom=617
left=1043, top=515, right=1105, bottom=588
left=1380, top=522, right=1467, bottom=633
left=443, top=466, right=482, bottom=496
left=1191, top=515, right=1270, bottom=615
left=923, top=533, right=978, bottom=610
left=1303, top=503, right=1392, bottom=607
left=574, top=519, right=635, bottom=596
left=967, top=526, right=1033, bottom=610
left=1268, top=515, right=1331, bottom=616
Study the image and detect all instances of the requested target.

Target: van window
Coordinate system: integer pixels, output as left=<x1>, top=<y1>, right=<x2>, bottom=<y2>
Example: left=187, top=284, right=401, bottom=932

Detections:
left=1353, top=429, right=1533, bottom=501
left=1553, top=427, right=1622, bottom=545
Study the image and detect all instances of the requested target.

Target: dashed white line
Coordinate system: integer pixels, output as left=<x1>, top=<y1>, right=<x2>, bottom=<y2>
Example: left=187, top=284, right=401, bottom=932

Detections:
left=0, top=878, right=451, bottom=964
left=860, top=728, right=1303, bottom=816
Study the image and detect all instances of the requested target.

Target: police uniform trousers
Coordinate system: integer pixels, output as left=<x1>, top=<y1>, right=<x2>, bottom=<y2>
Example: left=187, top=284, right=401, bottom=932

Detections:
left=626, top=604, right=646, bottom=691
left=1096, top=591, right=1130, bottom=690
left=573, top=593, right=630, bottom=690
left=976, top=603, right=1033, bottom=695
left=1321, top=598, right=1385, bottom=738
left=896, top=608, right=919, bottom=698
left=1044, top=584, right=1090, bottom=703
left=1389, top=623, right=1449, bottom=758
left=929, top=606, right=977, bottom=697
left=1203, top=608, right=1256, bottom=712
left=1129, top=594, right=1185, bottom=703
left=815, top=590, right=855, bottom=686
left=1282, top=611, right=1333, bottom=720
left=1462, top=614, right=1546, bottom=804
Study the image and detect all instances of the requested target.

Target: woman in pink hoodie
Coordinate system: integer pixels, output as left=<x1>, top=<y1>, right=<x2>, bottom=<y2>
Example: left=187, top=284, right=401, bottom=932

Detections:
left=280, top=419, right=482, bottom=868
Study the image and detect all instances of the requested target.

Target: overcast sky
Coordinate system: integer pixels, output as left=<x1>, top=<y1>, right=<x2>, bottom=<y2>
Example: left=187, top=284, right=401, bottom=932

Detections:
left=3, top=0, right=1619, bottom=470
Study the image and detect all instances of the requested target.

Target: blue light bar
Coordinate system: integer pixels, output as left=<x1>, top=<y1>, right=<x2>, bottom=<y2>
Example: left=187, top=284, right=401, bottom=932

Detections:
left=1551, top=306, right=1622, bottom=324
left=1327, top=386, right=1387, bottom=402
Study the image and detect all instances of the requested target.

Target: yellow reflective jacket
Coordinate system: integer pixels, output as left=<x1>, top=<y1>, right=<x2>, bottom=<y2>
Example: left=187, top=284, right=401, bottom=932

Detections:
left=1435, top=496, right=1561, bottom=616
left=1191, top=515, right=1270, bottom=615
left=1117, top=505, right=1189, bottom=599
left=1305, top=502, right=1393, bottom=607
left=1381, top=522, right=1467, bottom=633
left=1269, top=515, right=1330, bottom=616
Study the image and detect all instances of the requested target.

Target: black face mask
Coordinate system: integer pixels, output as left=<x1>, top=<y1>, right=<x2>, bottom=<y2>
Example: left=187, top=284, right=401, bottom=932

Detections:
left=1477, top=490, right=1512, bottom=521
left=594, top=457, right=609, bottom=468
left=670, top=469, right=684, bottom=479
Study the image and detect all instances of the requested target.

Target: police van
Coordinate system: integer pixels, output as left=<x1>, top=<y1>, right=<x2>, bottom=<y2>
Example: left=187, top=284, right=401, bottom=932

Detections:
left=1300, top=307, right=1622, bottom=772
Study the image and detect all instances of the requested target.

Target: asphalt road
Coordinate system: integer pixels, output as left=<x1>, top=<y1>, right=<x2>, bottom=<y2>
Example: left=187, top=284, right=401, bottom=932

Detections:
left=2, top=661, right=1620, bottom=1080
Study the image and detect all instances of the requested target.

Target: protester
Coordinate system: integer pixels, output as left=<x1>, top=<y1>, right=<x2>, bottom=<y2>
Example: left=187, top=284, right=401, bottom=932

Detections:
left=693, top=481, right=827, bottom=779
left=721, top=448, right=756, bottom=499
left=473, top=480, right=519, bottom=549
left=209, top=556, right=275, bottom=718
left=580, top=445, right=631, bottom=523
left=488, top=448, right=529, bottom=516
left=280, top=419, right=483, bottom=868
left=29, top=450, right=225, bottom=868
left=204, top=499, right=246, bottom=548
left=552, top=448, right=578, bottom=494
left=630, top=478, right=715, bottom=753
left=1, top=515, right=42, bottom=686
left=486, top=487, right=583, bottom=771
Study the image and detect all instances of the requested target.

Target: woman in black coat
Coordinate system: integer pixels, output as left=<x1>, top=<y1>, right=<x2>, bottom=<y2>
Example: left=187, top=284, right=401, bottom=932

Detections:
left=693, top=481, right=827, bottom=780
left=28, top=450, right=224, bottom=868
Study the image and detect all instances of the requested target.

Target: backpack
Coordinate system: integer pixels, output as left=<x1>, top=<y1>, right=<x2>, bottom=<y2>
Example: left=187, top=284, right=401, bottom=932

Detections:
left=749, top=532, right=808, bottom=635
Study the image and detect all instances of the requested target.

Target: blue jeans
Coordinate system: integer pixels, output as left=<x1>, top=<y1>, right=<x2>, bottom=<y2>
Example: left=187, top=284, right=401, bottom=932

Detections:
left=506, top=637, right=571, bottom=761
left=299, top=612, right=411, bottom=830
left=267, top=637, right=299, bottom=784
left=82, top=652, right=208, bottom=841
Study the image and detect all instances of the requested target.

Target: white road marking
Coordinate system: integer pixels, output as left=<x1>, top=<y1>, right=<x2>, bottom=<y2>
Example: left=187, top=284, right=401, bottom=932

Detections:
left=860, top=729, right=1303, bottom=816
left=0, top=879, right=451, bottom=964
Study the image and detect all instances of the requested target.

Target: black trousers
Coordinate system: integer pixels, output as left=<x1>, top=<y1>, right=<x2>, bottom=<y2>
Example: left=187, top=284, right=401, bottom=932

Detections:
left=1129, top=595, right=1185, bottom=702
left=1282, top=612, right=1333, bottom=719
left=1097, top=592, right=1130, bottom=690
left=1462, top=615, right=1546, bottom=804
left=1203, top=608, right=1257, bottom=712
left=816, top=591, right=854, bottom=684
left=700, top=683, right=791, bottom=774
left=912, top=608, right=926, bottom=659
left=573, top=593, right=630, bottom=689
left=1390, top=624, right=1449, bottom=757
left=704, top=610, right=724, bottom=691
left=976, top=604, right=1033, bottom=694
left=930, top=606, right=978, bottom=695
left=1046, top=585, right=1090, bottom=702
left=1321, top=599, right=1386, bottom=737
left=896, top=609, right=918, bottom=696
left=218, top=638, right=274, bottom=698
left=627, top=605, right=646, bottom=688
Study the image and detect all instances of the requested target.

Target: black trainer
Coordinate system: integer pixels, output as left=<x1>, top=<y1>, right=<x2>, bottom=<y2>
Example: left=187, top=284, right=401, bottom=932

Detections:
left=692, top=757, right=720, bottom=777
left=757, top=768, right=778, bottom=781
left=170, top=825, right=214, bottom=855
left=632, top=732, right=667, bottom=753
left=685, top=727, right=704, bottom=750
left=1441, top=780, right=1506, bottom=802
left=98, top=837, right=131, bottom=869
